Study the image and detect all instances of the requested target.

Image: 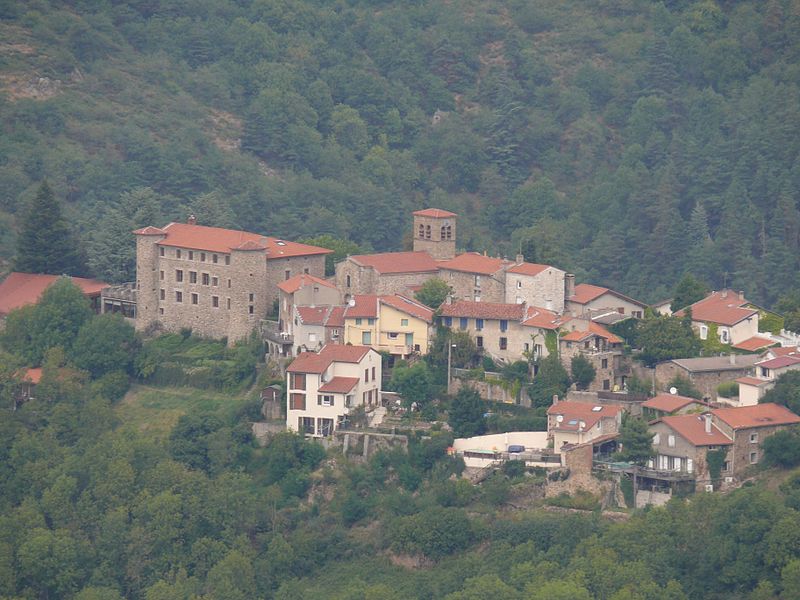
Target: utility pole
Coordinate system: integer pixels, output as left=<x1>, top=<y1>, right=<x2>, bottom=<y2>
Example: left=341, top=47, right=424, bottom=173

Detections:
left=447, top=342, right=456, bottom=394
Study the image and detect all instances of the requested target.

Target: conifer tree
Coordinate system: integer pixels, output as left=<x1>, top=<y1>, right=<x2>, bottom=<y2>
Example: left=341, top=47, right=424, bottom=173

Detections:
left=15, top=182, right=86, bottom=276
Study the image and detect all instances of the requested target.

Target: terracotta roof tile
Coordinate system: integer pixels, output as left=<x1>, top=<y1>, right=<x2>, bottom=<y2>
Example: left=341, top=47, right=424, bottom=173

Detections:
left=712, top=403, right=800, bottom=429
left=507, top=262, right=553, bottom=276
left=440, top=300, right=526, bottom=321
left=756, top=355, right=800, bottom=370
left=350, top=251, right=439, bottom=274
left=438, top=252, right=507, bottom=275
left=278, top=273, right=336, bottom=295
left=732, top=336, right=777, bottom=352
left=379, top=295, right=434, bottom=323
left=318, top=376, right=360, bottom=394
left=675, top=290, right=758, bottom=327
left=132, top=226, right=166, bottom=236
left=287, top=344, right=372, bottom=373
left=20, top=367, right=43, bottom=384
left=547, top=401, right=622, bottom=431
left=345, top=295, right=379, bottom=319
left=642, top=394, right=705, bottom=413
left=0, top=273, right=108, bottom=316
left=569, top=283, right=646, bottom=308
left=560, top=321, right=622, bottom=344
left=522, top=306, right=568, bottom=330
left=735, top=377, right=772, bottom=387
left=325, top=306, right=346, bottom=328
left=769, top=346, right=800, bottom=358
left=660, top=415, right=732, bottom=446
left=296, top=306, right=330, bottom=326
left=155, top=222, right=331, bottom=258
left=412, top=208, right=457, bottom=218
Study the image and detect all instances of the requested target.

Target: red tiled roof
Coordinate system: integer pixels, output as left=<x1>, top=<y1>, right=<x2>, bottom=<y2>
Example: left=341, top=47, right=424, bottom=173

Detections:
left=507, top=262, right=552, bottom=276
left=756, top=355, right=800, bottom=370
left=769, top=346, right=800, bottom=358
left=413, top=208, right=457, bottom=218
left=735, top=377, right=772, bottom=387
left=345, top=295, right=379, bottom=319
left=660, top=415, right=732, bottom=446
left=20, top=367, right=43, bottom=384
left=318, top=376, right=360, bottom=394
left=155, top=223, right=331, bottom=258
left=296, top=306, right=330, bottom=326
left=380, top=295, right=434, bottom=323
left=642, top=394, right=705, bottom=413
left=522, top=306, right=567, bottom=330
left=676, top=290, right=757, bottom=326
left=440, top=300, right=526, bottom=321
left=350, top=251, right=439, bottom=274
left=569, top=283, right=646, bottom=308
left=132, top=226, right=166, bottom=236
left=560, top=321, right=623, bottom=344
left=547, top=401, right=623, bottom=431
left=287, top=344, right=372, bottom=373
left=0, top=273, right=108, bottom=316
left=325, top=306, right=346, bottom=328
left=278, top=273, right=336, bottom=295
left=733, top=336, right=777, bottom=352
left=712, top=403, right=800, bottom=429
left=438, top=252, right=507, bottom=275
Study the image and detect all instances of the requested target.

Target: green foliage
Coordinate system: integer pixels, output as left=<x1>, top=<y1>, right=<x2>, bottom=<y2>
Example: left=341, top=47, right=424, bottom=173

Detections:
left=620, top=476, right=634, bottom=508
left=15, top=182, right=86, bottom=276
left=298, top=234, right=362, bottom=276
left=717, top=381, right=739, bottom=399
left=388, top=361, right=434, bottom=407
left=707, top=449, right=728, bottom=481
left=761, top=371, right=800, bottom=415
left=414, top=278, right=452, bottom=311
left=388, top=507, right=475, bottom=560
left=529, top=354, right=570, bottom=408
left=667, top=375, right=703, bottom=400
left=448, top=386, right=486, bottom=438
left=71, top=314, right=137, bottom=378
left=636, top=316, right=702, bottom=367
left=671, top=274, right=709, bottom=312
left=615, top=415, right=654, bottom=466
left=545, top=490, right=601, bottom=511
left=570, top=355, right=596, bottom=391
left=626, top=374, right=652, bottom=397
left=762, top=429, right=800, bottom=468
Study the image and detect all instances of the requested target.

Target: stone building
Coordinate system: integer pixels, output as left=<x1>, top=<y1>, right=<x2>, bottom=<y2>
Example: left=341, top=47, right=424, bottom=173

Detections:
left=675, top=289, right=759, bottom=346
left=411, top=207, right=457, bottom=260
left=438, top=253, right=510, bottom=303
left=559, top=319, right=627, bottom=392
left=654, top=354, right=761, bottom=401
left=505, top=261, right=567, bottom=313
left=276, top=273, right=340, bottom=341
left=546, top=399, right=623, bottom=452
left=335, top=251, right=440, bottom=299
left=565, top=283, right=647, bottom=319
left=134, top=219, right=330, bottom=344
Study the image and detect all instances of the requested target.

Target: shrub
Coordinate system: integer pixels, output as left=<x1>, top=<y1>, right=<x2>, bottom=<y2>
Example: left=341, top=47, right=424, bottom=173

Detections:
left=90, top=370, right=130, bottom=402
left=716, top=381, right=738, bottom=398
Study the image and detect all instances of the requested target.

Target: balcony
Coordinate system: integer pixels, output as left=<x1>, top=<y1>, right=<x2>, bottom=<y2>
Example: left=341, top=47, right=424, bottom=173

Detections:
left=593, top=458, right=695, bottom=482
left=261, top=319, right=293, bottom=345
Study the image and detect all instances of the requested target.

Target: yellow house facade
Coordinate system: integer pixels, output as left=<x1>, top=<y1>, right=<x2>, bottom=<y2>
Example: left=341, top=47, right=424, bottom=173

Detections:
left=343, top=295, right=434, bottom=358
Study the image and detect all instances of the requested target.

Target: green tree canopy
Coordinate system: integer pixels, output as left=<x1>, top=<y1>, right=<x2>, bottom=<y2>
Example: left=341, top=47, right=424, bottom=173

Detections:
left=448, top=386, right=486, bottom=438
left=15, top=182, right=86, bottom=276
left=570, top=355, right=596, bottom=391
left=529, top=354, right=570, bottom=408
left=71, top=314, right=137, bottom=379
left=414, top=278, right=453, bottom=310
left=760, top=371, right=800, bottom=415
left=671, top=273, right=710, bottom=312
left=636, top=316, right=701, bottom=367
left=615, top=415, right=655, bottom=466
left=388, top=361, right=434, bottom=408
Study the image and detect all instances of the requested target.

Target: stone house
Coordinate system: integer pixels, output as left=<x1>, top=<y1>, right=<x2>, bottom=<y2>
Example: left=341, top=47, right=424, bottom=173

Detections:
left=559, top=319, right=627, bottom=392
left=438, top=253, right=510, bottom=303
left=641, top=393, right=709, bottom=421
left=546, top=399, right=623, bottom=452
left=134, top=219, right=330, bottom=344
left=736, top=352, right=800, bottom=406
left=277, top=273, right=340, bottom=337
left=505, top=261, right=567, bottom=313
left=565, top=283, right=647, bottom=319
left=655, top=354, right=761, bottom=401
left=286, top=344, right=381, bottom=437
left=334, top=251, right=440, bottom=299
left=0, top=272, right=107, bottom=320
left=675, top=289, right=759, bottom=346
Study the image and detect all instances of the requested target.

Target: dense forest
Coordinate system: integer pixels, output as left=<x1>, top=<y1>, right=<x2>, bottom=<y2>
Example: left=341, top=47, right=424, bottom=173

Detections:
left=1, top=0, right=800, bottom=304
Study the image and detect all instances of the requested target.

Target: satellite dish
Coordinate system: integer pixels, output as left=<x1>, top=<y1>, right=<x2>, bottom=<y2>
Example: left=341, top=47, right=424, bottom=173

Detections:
left=348, top=298, right=356, bottom=307
left=556, top=415, right=564, bottom=423
left=669, top=387, right=678, bottom=395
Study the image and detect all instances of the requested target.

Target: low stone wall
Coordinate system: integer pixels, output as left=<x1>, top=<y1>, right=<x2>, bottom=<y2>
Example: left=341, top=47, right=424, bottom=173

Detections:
left=450, top=375, right=526, bottom=405
left=322, top=430, right=409, bottom=462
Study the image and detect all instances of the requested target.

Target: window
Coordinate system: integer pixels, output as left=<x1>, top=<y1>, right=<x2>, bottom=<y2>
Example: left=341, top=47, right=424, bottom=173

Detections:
left=401, top=318, right=409, bottom=327
left=444, top=317, right=452, bottom=327
left=212, top=254, right=218, bottom=264
left=418, top=224, right=424, bottom=238
left=372, top=367, right=376, bottom=381
left=285, top=270, right=291, bottom=280
left=291, top=373, right=306, bottom=390
left=188, top=251, right=194, bottom=260
left=346, top=274, right=351, bottom=288
left=524, top=342, right=530, bottom=352
left=225, top=255, right=230, bottom=265
left=159, top=308, right=164, bottom=315
left=212, top=296, right=219, bottom=308
left=189, top=271, right=197, bottom=284
left=160, top=289, right=165, bottom=300
left=699, top=325, right=708, bottom=340
left=603, top=379, right=610, bottom=390
left=750, top=451, right=758, bottom=464
left=299, top=416, right=314, bottom=434
left=303, top=267, right=309, bottom=274
left=750, top=433, right=758, bottom=443
left=227, top=298, right=231, bottom=309
left=459, top=317, right=468, bottom=330
left=202, top=273, right=210, bottom=285
left=176, top=249, right=182, bottom=259
left=476, top=336, right=483, bottom=348
left=227, top=279, right=231, bottom=288
left=440, top=225, right=447, bottom=239
left=318, top=418, right=334, bottom=436
left=633, top=311, right=642, bottom=318
left=388, top=332, right=398, bottom=339
left=761, top=367, right=770, bottom=378
left=653, top=433, right=660, bottom=444
left=368, top=318, right=375, bottom=325
left=355, top=318, right=362, bottom=325
left=474, top=275, right=481, bottom=286
left=160, top=270, right=164, bottom=281
left=159, top=247, right=165, bottom=257
left=476, top=318, right=484, bottom=330
left=175, top=291, right=183, bottom=303
left=176, top=269, right=184, bottom=282
left=212, top=276, right=218, bottom=287
left=499, top=337, right=508, bottom=350
left=500, top=320, right=508, bottom=332
left=668, top=435, right=675, bottom=448
left=534, top=344, right=542, bottom=358
left=249, top=305, right=254, bottom=314
left=362, top=331, right=371, bottom=345
left=200, top=252, right=206, bottom=262
left=601, top=358, right=608, bottom=369
left=425, top=225, right=431, bottom=239
left=290, top=393, right=306, bottom=410
left=364, top=369, right=369, bottom=382
left=249, top=293, right=254, bottom=302
left=318, top=394, right=334, bottom=407
left=722, top=461, right=730, bottom=472
left=331, top=328, right=340, bottom=337
left=191, top=293, right=198, bottom=305
left=720, top=329, right=729, bottom=343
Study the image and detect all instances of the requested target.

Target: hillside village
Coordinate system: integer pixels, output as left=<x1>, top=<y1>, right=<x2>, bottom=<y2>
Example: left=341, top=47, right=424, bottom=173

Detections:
left=4, top=206, right=800, bottom=509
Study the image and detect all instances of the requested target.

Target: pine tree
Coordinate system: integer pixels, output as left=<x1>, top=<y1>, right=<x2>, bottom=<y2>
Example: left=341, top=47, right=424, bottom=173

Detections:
left=15, top=182, right=86, bottom=276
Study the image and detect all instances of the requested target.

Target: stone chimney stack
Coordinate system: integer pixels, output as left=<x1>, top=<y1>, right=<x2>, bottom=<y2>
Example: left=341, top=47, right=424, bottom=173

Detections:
left=721, top=289, right=728, bottom=299
left=187, top=214, right=197, bottom=225
left=515, top=253, right=524, bottom=265
left=704, top=414, right=712, bottom=434
left=738, top=290, right=745, bottom=301
left=565, top=273, right=576, bottom=299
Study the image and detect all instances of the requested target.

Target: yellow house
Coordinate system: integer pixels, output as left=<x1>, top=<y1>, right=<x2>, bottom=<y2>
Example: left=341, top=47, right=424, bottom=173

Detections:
left=343, top=295, right=434, bottom=359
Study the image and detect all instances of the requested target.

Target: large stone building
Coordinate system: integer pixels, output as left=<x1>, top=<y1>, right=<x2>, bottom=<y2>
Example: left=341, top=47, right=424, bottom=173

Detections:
left=134, top=219, right=330, bottom=344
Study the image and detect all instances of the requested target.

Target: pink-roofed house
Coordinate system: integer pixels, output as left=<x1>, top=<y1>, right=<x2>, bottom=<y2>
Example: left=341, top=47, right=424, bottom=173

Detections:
left=558, top=318, right=627, bottom=392
left=504, top=258, right=567, bottom=313
left=565, top=282, right=647, bottom=319
left=675, top=289, right=759, bottom=346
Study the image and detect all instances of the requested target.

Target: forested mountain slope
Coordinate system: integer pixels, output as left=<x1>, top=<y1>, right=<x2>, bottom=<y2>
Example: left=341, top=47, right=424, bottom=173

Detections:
left=1, top=0, right=799, bottom=304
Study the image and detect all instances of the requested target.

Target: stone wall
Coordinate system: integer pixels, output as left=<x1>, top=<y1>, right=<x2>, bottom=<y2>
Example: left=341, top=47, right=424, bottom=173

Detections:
left=450, top=374, right=525, bottom=405
left=440, top=268, right=505, bottom=302
left=335, top=259, right=437, bottom=298
left=505, top=268, right=566, bottom=313
left=265, top=254, right=326, bottom=305
left=655, top=362, right=751, bottom=401
left=412, top=213, right=456, bottom=260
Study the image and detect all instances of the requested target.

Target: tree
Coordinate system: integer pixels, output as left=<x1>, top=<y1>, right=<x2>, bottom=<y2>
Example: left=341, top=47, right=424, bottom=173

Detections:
left=668, top=375, right=702, bottom=400
left=414, top=278, right=453, bottom=310
left=298, top=234, right=362, bottom=276
left=615, top=415, right=655, bottom=466
left=448, top=386, right=486, bottom=438
left=71, top=314, right=137, bottom=378
left=762, top=429, right=800, bottom=468
left=388, top=361, right=434, bottom=408
left=671, top=274, right=710, bottom=312
left=529, top=354, right=570, bottom=408
left=15, top=182, right=86, bottom=276
left=636, top=316, right=701, bottom=367
left=761, top=371, right=800, bottom=415
left=570, top=355, right=596, bottom=391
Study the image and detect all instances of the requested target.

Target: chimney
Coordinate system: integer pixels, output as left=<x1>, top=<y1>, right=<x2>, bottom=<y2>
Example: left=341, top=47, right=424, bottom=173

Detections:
left=721, top=289, right=728, bottom=299
left=445, top=294, right=454, bottom=305
left=565, top=273, right=576, bottom=299
left=515, top=253, right=524, bottom=265
left=552, top=394, right=559, bottom=406
left=738, top=290, right=745, bottom=301
left=729, top=353, right=735, bottom=365
left=704, top=414, right=712, bottom=434
left=187, top=214, right=197, bottom=225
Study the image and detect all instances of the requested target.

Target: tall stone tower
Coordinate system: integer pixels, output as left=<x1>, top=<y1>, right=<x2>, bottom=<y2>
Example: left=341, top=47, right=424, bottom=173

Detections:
left=412, top=208, right=457, bottom=260
left=133, top=226, right=167, bottom=332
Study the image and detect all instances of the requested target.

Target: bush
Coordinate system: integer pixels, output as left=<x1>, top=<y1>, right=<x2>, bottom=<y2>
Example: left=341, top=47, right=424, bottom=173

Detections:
left=545, top=490, right=600, bottom=511
left=388, top=507, right=475, bottom=559
left=90, top=370, right=130, bottom=402
left=762, top=429, right=800, bottom=468
left=716, top=381, right=739, bottom=398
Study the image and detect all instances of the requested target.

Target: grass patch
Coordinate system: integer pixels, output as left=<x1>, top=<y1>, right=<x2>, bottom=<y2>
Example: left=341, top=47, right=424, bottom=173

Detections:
left=115, top=384, right=251, bottom=440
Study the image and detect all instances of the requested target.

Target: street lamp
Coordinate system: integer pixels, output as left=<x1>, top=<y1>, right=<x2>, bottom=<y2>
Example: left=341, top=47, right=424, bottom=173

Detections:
left=447, top=343, right=457, bottom=394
